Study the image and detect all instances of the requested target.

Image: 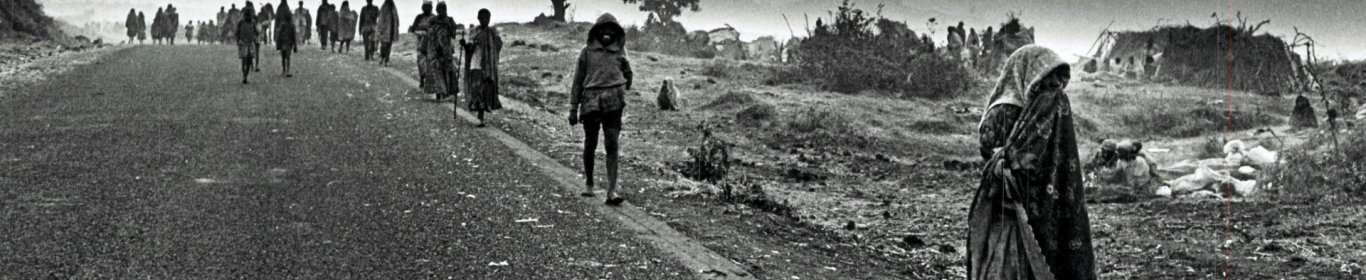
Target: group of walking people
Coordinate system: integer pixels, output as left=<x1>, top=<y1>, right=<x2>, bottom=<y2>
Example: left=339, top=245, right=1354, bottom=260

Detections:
left=123, top=5, right=181, bottom=45
left=128, top=1, right=1099, bottom=277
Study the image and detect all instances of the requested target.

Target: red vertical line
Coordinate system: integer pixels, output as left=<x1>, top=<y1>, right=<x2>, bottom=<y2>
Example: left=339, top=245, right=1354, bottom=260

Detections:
left=1223, top=0, right=1235, bottom=279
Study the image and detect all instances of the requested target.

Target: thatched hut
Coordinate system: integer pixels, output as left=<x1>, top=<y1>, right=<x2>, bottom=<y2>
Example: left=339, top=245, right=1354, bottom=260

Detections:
left=1089, top=25, right=1307, bottom=94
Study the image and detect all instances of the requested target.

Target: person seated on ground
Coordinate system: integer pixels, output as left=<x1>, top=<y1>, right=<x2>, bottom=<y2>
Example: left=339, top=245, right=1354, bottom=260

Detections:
left=569, top=13, right=633, bottom=206
left=970, top=45, right=1096, bottom=280
left=657, top=78, right=679, bottom=111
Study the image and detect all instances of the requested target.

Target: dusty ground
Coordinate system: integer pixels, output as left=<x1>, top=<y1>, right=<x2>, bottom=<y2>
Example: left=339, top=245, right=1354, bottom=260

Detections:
left=418, top=22, right=1364, bottom=279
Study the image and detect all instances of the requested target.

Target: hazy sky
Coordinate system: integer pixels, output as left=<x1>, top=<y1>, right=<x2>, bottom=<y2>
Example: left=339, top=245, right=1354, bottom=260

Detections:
left=41, top=0, right=1366, bottom=60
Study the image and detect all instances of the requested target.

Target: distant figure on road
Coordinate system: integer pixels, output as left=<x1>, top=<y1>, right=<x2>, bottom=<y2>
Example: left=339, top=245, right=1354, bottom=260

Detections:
left=359, top=0, right=380, bottom=61
left=420, top=2, right=459, bottom=103
left=317, top=0, right=336, bottom=51
left=276, top=0, right=299, bottom=77
left=460, top=8, right=503, bottom=127
left=970, top=45, right=1096, bottom=280
left=237, top=3, right=260, bottom=84
left=216, top=7, right=228, bottom=44
left=125, top=9, right=141, bottom=44
left=568, top=13, right=632, bottom=206
left=409, top=1, right=434, bottom=88
left=185, top=21, right=195, bottom=44
left=376, top=0, right=400, bottom=65
left=226, top=4, right=241, bottom=45
left=259, top=3, right=275, bottom=45
left=243, top=3, right=261, bottom=72
left=152, top=8, right=165, bottom=44
left=337, top=1, right=358, bottom=53
left=137, top=12, right=147, bottom=44
left=294, top=1, right=312, bottom=45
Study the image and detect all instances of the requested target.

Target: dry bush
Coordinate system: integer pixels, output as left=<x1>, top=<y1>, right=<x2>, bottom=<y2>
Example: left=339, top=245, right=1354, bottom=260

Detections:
left=1, top=0, right=63, bottom=41
left=1265, top=128, right=1366, bottom=202
left=700, top=59, right=734, bottom=78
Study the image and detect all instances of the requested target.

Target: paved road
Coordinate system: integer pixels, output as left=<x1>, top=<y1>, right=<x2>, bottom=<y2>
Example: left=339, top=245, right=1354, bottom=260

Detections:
left=0, top=46, right=693, bottom=279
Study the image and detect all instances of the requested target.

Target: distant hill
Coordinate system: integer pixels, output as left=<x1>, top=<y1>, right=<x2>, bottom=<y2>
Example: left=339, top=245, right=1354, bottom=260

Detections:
left=1, top=0, right=67, bottom=42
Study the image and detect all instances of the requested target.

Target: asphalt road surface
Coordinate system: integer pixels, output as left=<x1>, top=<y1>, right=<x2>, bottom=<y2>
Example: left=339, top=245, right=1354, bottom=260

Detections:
left=0, top=46, right=694, bottom=279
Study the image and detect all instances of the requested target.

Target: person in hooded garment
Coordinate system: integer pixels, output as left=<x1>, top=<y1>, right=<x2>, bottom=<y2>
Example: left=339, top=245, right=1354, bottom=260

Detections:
left=167, top=5, right=180, bottom=45
left=421, top=2, right=459, bottom=102
left=317, top=0, right=336, bottom=50
left=657, top=78, right=679, bottom=111
left=969, top=45, right=1097, bottom=280
left=152, top=8, right=165, bottom=44
left=125, top=9, right=140, bottom=44
left=410, top=1, right=434, bottom=87
left=376, top=0, right=399, bottom=65
left=359, top=0, right=380, bottom=61
left=275, top=0, right=298, bottom=77
left=137, top=12, right=147, bottom=44
left=259, top=3, right=275, bottom=45
left=460, top=8, right=504, bottom=127
left=237, top=3, right=260, bottom=84
left=568, top=13, right=633, bottom=206
left=294, top=1, right=312, bottom=45
left=336, top=1, right=358, bottom=53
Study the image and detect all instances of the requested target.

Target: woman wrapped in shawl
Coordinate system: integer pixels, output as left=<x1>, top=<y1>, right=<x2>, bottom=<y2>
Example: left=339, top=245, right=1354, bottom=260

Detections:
left=460, top=8, right=504, bottom=127
left=420, top=2, right=459, bottom=103
left=137, top=12, right=147, bottom=43
left=336, top=1, right=358, bottom=53
left=376, top=0, right=400, bottom=65
left=236, top=5, right=259, bottom=84
left=969, top=45, right=1096, bottom=280
left=125, top=9, right=139, bottom=44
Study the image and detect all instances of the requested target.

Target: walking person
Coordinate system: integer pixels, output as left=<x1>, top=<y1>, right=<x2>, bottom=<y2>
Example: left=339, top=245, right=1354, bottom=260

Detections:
left=237, top=3, right=260, bottom=84
left=243, top=3, right=261, bottom=72
left=375, top=0, right=399, bottom=65
left=185, top=21, right=195, bottom=44
left=276, top=0, right=299, bottom=77
left=968, top=45, right=1096, bottom=280
left=460, top=8, right=503, bottom=127
left=409, top=1, right=434, bottom=88
left=420, top=2, right=459, bottom=103
left=125, top=9, right=139, bottom=44
left=336, top=1, right=357, bottom=53
left=317, top=0, right=335, bottom=51
left=568, top=13, right=632, bottom=206
left=359, top=0, right=380, bottom=61
left=137, top=12, right=147, bottom=44
left=295, top=1, right=312, bottom=45
left=259, top=3, right=275, bottom=45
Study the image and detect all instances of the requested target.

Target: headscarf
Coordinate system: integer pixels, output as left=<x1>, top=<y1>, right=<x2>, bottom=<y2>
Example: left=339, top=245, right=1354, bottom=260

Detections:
left=968, top=45, right=1094, bottom=280
left=981, top=45, right=1069, bottom=128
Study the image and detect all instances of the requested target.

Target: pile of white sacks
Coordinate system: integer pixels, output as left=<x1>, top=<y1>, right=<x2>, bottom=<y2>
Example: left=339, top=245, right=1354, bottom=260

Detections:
left=1157, top=140, right=1279, bottom=198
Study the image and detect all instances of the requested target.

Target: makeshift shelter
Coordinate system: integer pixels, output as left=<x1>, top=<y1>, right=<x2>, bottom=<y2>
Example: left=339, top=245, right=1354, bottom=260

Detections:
left=708, top=25, right=745, bottom=60
left=746, top=36, right=780, bottom=62
left=1087, top=24, right=1307, bottom=94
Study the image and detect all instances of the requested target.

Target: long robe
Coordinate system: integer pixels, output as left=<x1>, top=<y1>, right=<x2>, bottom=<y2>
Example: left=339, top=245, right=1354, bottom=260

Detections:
left=969, top=45, right=1096, bottom=280
left=294, top=7, right=312, bottom=42
left=275, top=3, right=297, bottom=52
left=376, top=0, right=399, bottom=43
left=464, top=25, right=503, bottom=112
left=421, top=15, right=458, bottom=98
left=137, top=14, right=147, bottom=41
left=337, top=7, right=358, bottom=41
left=237, top=18, right=259, bottom=59
left=125, top=10, right=139, bottom=39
